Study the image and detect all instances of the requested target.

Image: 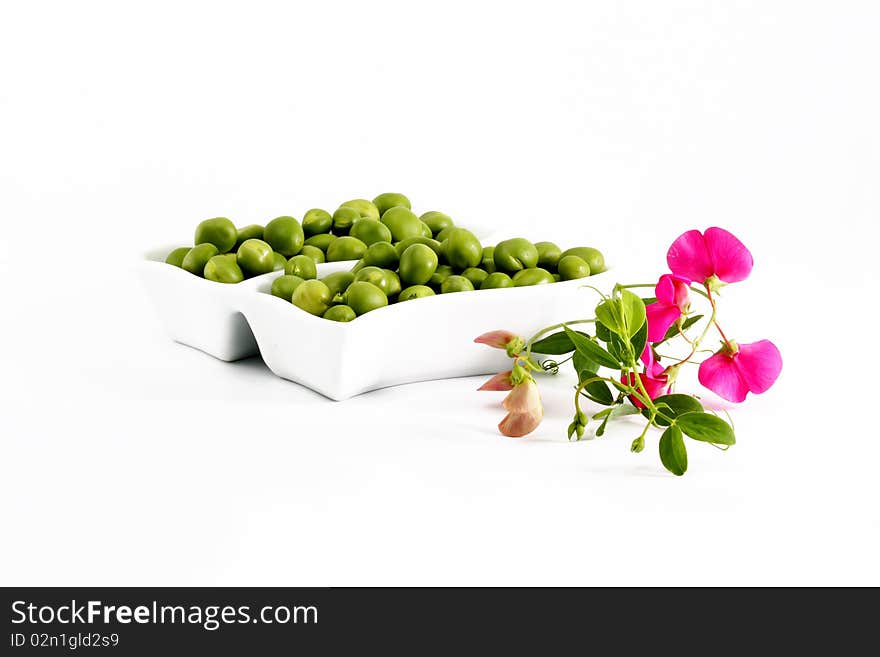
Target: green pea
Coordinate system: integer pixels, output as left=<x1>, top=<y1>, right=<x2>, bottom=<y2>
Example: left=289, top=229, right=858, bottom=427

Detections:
left=272, top=252, right=287, bottom=271
left=356, top=241, right=399, bottom=271
left=441, top=275, right=475, bottom=294
left=291, top=280, right=333, bottom=317
left=383, top=269, right=402, bottom=297
left=304, top=234, right=337, bottom=252
left=380, top=206, right=423, bottom=242
left=350, top=218, right=393, bottom=246
left=292, top=279, right=332, bottom=316
left=399, top=243, right=439, bottom=285
left=560, top=247, right=605, bottom=274
left=285, top=254, right=317, bottom=279
left=204, top=254, right=244, bottom=283
left=323, top=305, right=357, bottom=322
left=461, top=267, right=489, bottom=288
left=165, top=247, right=190, bottom=268
left=326, top=236, right=367, bottom=262
left=393, top=236, right=442, bottom=258
left=398, top=285, right=436, bottom=302
left=320, top=271, right=355, bottom=298
left=480, top=272, right=514, bottom=289
left=354, top=266, right=395, bottom=295
left=420, top=211, right=454, bottom=236
left=477, top=248, right=495, bottom=275
left=535, top=241, right=562, bottom=270
left=512, top=267, right=554, bottom=287
left=442, top=228, right=482, bottom=270
left=236, top=238, right=275, bottom=276
left=557, top=255, right=591, bottom=280
left=429, top=264, right=454, bottom=287
left=435, top=226, right=455, bottom=243
left=271, top=274, right=305, bottom=300
left=340, top=199, right=380, bottom=221
left=299, top=245, right=326, bottom=264
left=344, top=281, right=388, bottom=316
left=372, top=192, right=411, bottom=216
left=182, top=243, right=219, bottom=276
left=494, top=238, right=539, bottom=272
left=552, top=273, right=561, bottom=282
left=194, top=217, right=237, bottom=253
left=302, top=209, right=332, bottom=237
left=234, top=224, right=264, bottom=250
left=419, top=221, right=433, bottom=238
left=332, top=206, right=360, bottom=236
left=264, top=216, right=304, bottom=257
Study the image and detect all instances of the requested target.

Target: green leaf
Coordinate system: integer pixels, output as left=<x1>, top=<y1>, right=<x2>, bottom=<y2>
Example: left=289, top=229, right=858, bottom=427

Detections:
left=595, top=321, right=611, bottom=343
left=592, top=407, right=614, bottom=420
left=595, top=299, right=622, bottom=336
left=629, top=320, right=648, bottom=361
left=606, top=333, right=627, bottom=362
left=643, top=394, right=705, bottom=426
left=660, top=314, right=704, bottom=343
left=596, top=291, right=647, bottom=340
left=642, top=297, right=657, bottom=305
left=531, top=330, right=590, bottom=355
left=677, top=412, right=736, bottom=445
left=581, top=380, right=614, bottom=405
left=620, top=290, right=647, bottom=338
left=659, top=425, right=688, bottom=476
left=563, top=326, right=621, bottom=370
left=572, top=351, right=598, bottom=379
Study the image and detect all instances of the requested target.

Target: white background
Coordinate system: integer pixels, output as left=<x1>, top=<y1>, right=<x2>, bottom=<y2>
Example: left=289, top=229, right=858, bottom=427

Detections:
left=1, top=1, right=878, bottom=585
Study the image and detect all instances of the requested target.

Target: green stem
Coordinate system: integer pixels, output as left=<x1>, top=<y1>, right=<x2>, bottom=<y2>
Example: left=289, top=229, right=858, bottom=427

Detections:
left=525, top=319, right=595, bottom=361
left=574, top=375, right=628, bottom=416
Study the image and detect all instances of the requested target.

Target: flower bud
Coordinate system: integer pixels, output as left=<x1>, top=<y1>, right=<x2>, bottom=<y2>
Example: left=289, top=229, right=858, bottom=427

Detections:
left=504, top=336, right=526, bottom=358
left=630, top=436, right=645, bottom=453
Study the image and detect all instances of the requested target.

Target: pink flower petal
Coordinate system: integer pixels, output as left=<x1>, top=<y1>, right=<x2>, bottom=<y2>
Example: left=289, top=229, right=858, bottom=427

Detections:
left=499, top=381, right=544, bottom=436
left=640, top=344, right=665, bottom=378
left=502, top=380, right=542, bottom=414
left=654, top=274, right=676, bottom=305
left=646, top=302, right=682, bottom=343
left=498, top=410, right=543, bottom=437
left=734, top=340, right=782, bottom=394
left=670, top=276, right=691, bottom=310
left=622, top=372, right=669, bottom=409
left=704, top=227, right=753, bottom=283
left=478, top=370, right=514, bottom=391
left=667, top=229, right=714, bottom=283
left=474, top=330, right=518, bottom=349
left=698, top=352, right=749, bottom=403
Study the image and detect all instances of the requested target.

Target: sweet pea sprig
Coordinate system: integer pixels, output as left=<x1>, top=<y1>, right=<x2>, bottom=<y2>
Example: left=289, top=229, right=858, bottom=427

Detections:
left=474, top=227, right=782, bottom=476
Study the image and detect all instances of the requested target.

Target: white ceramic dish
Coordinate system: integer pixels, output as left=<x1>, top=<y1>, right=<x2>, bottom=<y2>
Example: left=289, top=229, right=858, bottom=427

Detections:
left=238, top=268, right=614, bottom=401
left=139, top=247, right=355, bottom=361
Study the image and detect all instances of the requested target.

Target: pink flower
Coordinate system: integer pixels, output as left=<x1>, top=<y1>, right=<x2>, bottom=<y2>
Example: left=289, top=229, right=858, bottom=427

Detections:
left=498, top=380, right=544, bottom=437
left=645, top=274, right=691, bottom=342
left=698, top=340, right=782, bottom=403
left=478, top=370, right=514, bottom=391
left=667, top=227, right=753, bottom=285
left=622, top=344, right=669, bottom=409
left=474, top=330, right=520, bottom=350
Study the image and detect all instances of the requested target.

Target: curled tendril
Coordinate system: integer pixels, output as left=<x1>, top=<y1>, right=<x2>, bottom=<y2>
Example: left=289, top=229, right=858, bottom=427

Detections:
left=541, top=359, right=559, bottom=375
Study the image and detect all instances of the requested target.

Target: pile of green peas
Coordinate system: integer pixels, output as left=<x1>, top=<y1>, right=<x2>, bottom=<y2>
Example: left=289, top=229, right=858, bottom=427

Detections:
left=164, top=192, right=421, bottom=283
left=164, top=192, right=605, bottom=322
